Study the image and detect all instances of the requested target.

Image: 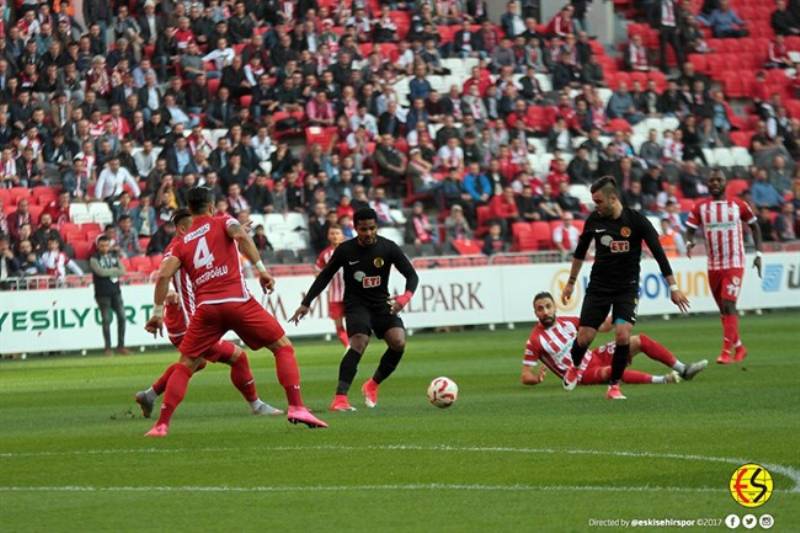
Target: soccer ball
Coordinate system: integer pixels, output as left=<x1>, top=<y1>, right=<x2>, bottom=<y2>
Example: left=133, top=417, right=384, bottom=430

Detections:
left=427, top=377, right=458, bottom=408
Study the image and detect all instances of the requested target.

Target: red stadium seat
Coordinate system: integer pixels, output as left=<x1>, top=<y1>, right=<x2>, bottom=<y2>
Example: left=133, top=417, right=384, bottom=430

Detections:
left=72, top=241, right=94, bottom=260
left=130, top=255, right=152, bottom=273
left=451, top=239, right=482, bottom=255
left=607, top=118, right=632, bottom=133
left=138, top=237, right=150, bottom=252
left=9, top=187, right=30, bottom=205
left=530, top=221, right=553, bottom=249
left=207, top=78, right=220, bottom=96
left=725, top=179, right=750, bottom=200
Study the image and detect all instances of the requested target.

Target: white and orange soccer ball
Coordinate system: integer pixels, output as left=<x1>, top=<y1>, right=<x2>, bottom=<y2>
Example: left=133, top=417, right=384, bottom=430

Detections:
left=427, top=377, right=458, bottom=408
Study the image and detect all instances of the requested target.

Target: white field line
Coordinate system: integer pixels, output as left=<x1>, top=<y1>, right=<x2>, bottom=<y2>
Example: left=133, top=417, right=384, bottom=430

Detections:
left=0, top=484, right=723, bottom=494
left=2, top=445, right=798, bottom=493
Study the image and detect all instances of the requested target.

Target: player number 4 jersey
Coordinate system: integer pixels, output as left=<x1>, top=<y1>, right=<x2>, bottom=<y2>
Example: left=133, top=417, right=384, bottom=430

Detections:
left=166, top=215, right=250, bottom=307
left=686, top=198, right=756, bottom=271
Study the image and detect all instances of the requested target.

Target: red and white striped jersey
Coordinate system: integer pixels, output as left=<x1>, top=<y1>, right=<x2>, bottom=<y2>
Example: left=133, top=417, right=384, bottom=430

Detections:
left=686, top=198, right=756, bottom=271
left=315, top=245, right=344, bottom=303
left=41, top=250, right=70, bottom=279
left=523, top=316, right=584, bottom=378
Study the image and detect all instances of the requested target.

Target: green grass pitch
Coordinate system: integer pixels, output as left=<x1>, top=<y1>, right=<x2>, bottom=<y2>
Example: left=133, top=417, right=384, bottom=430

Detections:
left=1, top=311, right=798, bottom=532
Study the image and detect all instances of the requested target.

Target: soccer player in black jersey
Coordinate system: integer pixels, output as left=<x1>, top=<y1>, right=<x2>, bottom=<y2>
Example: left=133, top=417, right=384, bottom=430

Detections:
left=561, top=176, right=691, bottom=400
left=290, top=208, right=420, bottom=411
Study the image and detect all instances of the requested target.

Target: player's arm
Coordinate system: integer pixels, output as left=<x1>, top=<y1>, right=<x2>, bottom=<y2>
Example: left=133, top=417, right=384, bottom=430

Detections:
left=290, top=247, right=344, bottom=324
left=521, top=364, right=546, bottom=385
left=389, top=245, right=420, bottom=314
left=748, top=219, right=763, bottom=278
left=640, top=214, right=690, bottom=313
left=145, top=255, right=181, bottom=337
left=685, top=226, right=697, bottom=258
left=226, top=220, right=274, bottom=293
left=562, top=223, right=592, bottom=305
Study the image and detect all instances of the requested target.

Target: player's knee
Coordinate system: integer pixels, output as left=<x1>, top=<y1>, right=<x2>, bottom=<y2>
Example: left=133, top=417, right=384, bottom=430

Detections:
left=388, top=338, right=406, bottom=352
left=349, top=334, right=369, bottom=353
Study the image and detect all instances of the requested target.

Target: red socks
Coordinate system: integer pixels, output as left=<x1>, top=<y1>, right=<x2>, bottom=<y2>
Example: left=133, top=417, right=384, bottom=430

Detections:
left=336, top=327, right=349, bottom=347
left=721, top=314, right=739, bottom=352
left=230, top=353, right=258, bottom=403
left=156, top=363, right=193, bottom=426
left=639, top=334, right=677, bottom=367
left=621, top=370, right=653, bottom=384
left=153, top=361, right=206, bottom=395
left=274, top=345, right=303, bottom=407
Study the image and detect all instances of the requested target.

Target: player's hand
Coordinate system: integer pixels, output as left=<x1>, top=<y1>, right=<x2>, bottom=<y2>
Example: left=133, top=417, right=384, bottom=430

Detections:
left=561, top=282, right=574, bottom=306
left=537, top=366, right=546, bottom=382
left=258, top=271, right=275, bottom=293
left=670, top=289, right=690, bottom=314
left=290, top=305, right=310, bottom=325
left=753, top=255, right=762, bottom=279
left=145, top=316, right=163, bottom=338
left=686, top=241, right=695, bottom=258
left=388, top=291, right=413, bottom=314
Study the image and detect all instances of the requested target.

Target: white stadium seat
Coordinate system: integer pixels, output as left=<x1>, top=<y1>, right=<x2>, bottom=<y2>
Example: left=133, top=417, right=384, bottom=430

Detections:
left=731, top=146, right=753, bottom=166
left=378, top=227, right=404, bottom=246
left=712, top=147, right=734, bottom=168
left=88, top=202, right=113, bottom=225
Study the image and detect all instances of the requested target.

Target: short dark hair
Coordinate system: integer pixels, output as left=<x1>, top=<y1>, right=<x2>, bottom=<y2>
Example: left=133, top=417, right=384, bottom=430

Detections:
left=590, top=175, right=618, bottom=195
left=118, top=214, right=131, bottom=222
left=172, top=208, right=192, bottom=226
left=187, top=186, right=211, bottom=214
left=97, top=235, right=110, bottom=244
left=353, top=208, right=378, bottom=225
left=533, top=291, right=555, bottom=304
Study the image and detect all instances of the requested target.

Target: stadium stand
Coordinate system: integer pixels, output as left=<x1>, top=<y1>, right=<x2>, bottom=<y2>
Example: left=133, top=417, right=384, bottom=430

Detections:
left=0, top=0, right=798, bottom=290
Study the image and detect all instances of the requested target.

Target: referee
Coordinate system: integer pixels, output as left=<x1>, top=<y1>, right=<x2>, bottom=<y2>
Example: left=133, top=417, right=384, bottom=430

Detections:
left=291, top=208, right=419, bottom=411
left=561, top=176, right=690, bottom=400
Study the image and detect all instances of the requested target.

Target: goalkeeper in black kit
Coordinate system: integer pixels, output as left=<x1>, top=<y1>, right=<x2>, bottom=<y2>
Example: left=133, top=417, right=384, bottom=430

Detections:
left=291, top=208, right=419, bottom=412
left=560, top=177, right=691, bottom=400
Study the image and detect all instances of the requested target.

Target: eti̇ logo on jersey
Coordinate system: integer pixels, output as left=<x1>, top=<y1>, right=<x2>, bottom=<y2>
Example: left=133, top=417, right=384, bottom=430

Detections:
left=729, top=464, right=773, bottom=508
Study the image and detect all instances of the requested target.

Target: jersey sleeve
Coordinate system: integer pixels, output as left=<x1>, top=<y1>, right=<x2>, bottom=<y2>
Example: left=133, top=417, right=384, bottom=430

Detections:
left=314, top=251, right=327, bottom=270
left=573, top=214, right=594, bottom=260
left=523, top=333, right=541, bottom=366
left=563, top=316, right=580, bottom=328
left=685, top=201, right=702, bottom=229
left=736, top=198, right=757, bottom=225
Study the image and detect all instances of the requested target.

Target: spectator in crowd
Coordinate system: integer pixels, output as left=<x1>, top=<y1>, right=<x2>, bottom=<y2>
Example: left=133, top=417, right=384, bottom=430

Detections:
left=552, top=211, right=580, bottom=254
left=627, top=34, right=652, bottom=72
left=463, top=162, right=492, bottom=204
left=489, top=185, right=520, bottom=238
left=701, top=0, right=748, bottom=38
left=607, top=82, right=644, bottom=125
left=89, top=235, right=128, bottom=356
left=752, top=168, right=785, bottom=208
left=757, top=206, right=778, bottom=241
left=16, top=239, right=43, bottom=277
left=405, top=202, right=437, bottom=246
left=659, top=217, right=687, bottom=256
left=654, top=0, right=686, bottom=72
left=146, top=221, right=176, bottom=255
left=40, top=236, right=83, bottom=282
left=116, top=215, right=142, bottom=257
left=774, top=202, right=798, bottom=240
left=31, top=213, right=62, bottom=254
left=0, top=234, right=20, bottom=285
left=771, top=0, right=800, bottom=36
left=482, top=221, right=507, bottom=255
left=95, top=156, right=140, bottom=201
left=132, top=195, right=157, bottom=237
left=444, top=204, right=473, bottom=242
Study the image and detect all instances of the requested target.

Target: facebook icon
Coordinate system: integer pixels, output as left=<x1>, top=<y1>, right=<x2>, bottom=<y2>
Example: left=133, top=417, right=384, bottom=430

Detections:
left=762, top=264, right=783, bottom=292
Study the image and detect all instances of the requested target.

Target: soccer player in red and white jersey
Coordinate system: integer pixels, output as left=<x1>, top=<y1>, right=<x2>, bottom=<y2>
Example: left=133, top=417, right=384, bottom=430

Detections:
left=134, top=210, right=282, bottom=419
left=143, top=187, right=327, bottom=436
left=686, top=170, right=763, bottom=365
left=520, top=292, right=707, bottom=387
left=315, top=224, right=348, bottom=347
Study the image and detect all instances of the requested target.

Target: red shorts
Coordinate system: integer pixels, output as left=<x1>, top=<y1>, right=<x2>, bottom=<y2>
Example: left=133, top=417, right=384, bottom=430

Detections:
left=708, top=268, right=744, bottom=306
left=329, top=301, right=345, bottom=320
left=169, top=334, right=237, bottom=362
left=580, top=342, right=616, bottom=385
left=179, top=298, right=285, bottom=358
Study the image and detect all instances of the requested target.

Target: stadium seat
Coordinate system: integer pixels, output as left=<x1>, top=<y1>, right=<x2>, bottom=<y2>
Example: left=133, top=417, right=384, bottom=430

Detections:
left=88, top=203, right=113, bottom=225
left=725, top=179, right=750, bottom=200
left=72, top=241, right=94, bottom=260
left=378, top=227, right=404, bottom=246
left=730, top=146, right=753, bottom=166
left=451, top=239, right=483, bottom=255
left=529, top=222, right=553, bottom=249
left=130, top=256, right=152, bottom=273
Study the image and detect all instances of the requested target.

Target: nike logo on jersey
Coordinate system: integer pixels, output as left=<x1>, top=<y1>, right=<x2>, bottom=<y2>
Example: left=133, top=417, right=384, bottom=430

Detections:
left=348, top=260, right=360, bottom=265
left=594, top=229, right=606, bottom=233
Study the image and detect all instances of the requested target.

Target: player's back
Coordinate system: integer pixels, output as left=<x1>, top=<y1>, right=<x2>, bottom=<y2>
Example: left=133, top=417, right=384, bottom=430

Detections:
left=170, top=214, right=250, bottom=306
left=687, top=198, right=754, bottom=270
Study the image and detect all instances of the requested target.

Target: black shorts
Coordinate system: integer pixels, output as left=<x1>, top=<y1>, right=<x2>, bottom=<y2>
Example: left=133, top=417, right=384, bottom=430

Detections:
left=579, top=287, right=639, bottom=330
left=346, top=304, right=404, bottom=339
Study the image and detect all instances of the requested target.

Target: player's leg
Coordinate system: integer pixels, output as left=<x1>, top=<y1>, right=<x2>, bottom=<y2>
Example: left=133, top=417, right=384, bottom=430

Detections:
left=330, top=306, right=372, bottom=411
left=95, top=295, right=113, bottom=355
left=709, top=270, right=734, bottom=364
left=630, top=334, right=707, bottom=381
left=360, top=313, right=406, bottom=408
left=111, top=292, right=128, bottom=354
left=723, top=269, right=746, bottom=362
left=214, top=341, right=283, bottom=415
left=146, top=306, right=224, bottom=436
left=564, top=291, right=608, bottom=390
left=330, top=302, right=349, bottom=347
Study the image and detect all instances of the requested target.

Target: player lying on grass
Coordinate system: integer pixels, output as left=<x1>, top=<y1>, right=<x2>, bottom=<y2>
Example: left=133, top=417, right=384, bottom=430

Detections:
left=144, top=187, right=327, bottom=437
left=136, top=210, right=281, bottom=418
left=290, top=208, right=419, bottom=411
left=520, top=292, right=707, bottom=387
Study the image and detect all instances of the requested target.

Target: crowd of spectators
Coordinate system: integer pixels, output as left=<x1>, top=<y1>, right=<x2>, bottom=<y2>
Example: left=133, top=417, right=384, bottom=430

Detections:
left=0, top=0, right=799, bottom=287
